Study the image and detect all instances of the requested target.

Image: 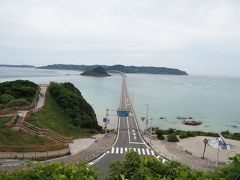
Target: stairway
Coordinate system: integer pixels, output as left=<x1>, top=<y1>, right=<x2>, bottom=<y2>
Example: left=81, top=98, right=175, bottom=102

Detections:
left=20, top=122, right=73, bottom=144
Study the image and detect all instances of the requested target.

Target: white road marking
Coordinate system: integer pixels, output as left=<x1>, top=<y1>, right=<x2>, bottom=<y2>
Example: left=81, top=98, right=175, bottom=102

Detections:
left=111, top=147, right=115, bottom=154
left=146, top=149, right=150, bottom=155
left=156, top=155, right=160, bottom=159
left=142, top=149, right=146, bottom=155
left=116, top=147, right=119, bottom=154
left=88, top=153, right=107, bottom=166
left=120, top=148, right=123, bottom=154
left=125, top=147, right=128, bottom=152
left=107, top=151, right=110, bottom=154
left=133, top=148, right=136, bottom=152
left=151, top=150, right=155, bottom=156
left=138, top=148, right=141, bottom=155
left=162, top=159, right=166, bottom=164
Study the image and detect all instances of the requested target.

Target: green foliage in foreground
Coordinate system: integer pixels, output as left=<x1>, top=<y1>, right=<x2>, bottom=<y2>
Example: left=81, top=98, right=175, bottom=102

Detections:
left=0, top=80, right=38, bottom=109
left=0, top=162, right=101, bottom=180
left=109, top=151, right=240, bottom=180
left=0, top=152, right=239, bottom=179
left=49, top=82, right=100, bottom=130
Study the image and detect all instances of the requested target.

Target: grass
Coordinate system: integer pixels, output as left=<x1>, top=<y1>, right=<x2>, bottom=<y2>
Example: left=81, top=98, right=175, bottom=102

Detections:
left=0, top=116, right=65, bottom=152
left=28, top=92, right=95, bottom=139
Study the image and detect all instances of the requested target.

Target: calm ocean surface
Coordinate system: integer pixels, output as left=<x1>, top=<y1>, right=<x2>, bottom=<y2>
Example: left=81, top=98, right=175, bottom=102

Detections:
left=0, top=67, right=240, bottom=133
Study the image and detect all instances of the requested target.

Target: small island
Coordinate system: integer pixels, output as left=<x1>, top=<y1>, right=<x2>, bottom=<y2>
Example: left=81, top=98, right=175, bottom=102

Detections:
left=81, top=66, right=110, bottom=77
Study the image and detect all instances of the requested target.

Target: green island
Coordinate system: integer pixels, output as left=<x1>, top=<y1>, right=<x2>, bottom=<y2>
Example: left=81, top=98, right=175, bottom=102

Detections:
left=0, top=151, right=239, bottom=179
left=28, top=82, right=102, bottom=138
left=37, top=64, right=188, bottom=75
left=81, top=66, right=111, bottom=77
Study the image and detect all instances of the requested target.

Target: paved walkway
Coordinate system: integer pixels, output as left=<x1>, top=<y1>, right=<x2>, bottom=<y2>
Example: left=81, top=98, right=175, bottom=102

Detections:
left=35, top=86, right=47, bottom=110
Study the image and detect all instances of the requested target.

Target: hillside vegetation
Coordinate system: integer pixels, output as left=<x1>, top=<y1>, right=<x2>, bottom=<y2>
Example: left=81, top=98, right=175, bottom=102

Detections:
left=28, top=82, right=101, bottom=138
left=0, top=116, right=60, bottom=152
left=0, top=80, right=38, bottom=109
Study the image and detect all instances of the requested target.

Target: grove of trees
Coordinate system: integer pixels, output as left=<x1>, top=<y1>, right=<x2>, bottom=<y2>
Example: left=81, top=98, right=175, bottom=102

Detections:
left=49, top=82, right=100, bottom=130
left=0, top=80, right=38, bottom=109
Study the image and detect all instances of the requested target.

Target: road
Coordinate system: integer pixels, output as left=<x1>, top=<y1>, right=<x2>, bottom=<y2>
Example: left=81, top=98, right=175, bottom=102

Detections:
left=90, top=75, right=165, bottom=174
left=35, top=85, right=47, bottom=110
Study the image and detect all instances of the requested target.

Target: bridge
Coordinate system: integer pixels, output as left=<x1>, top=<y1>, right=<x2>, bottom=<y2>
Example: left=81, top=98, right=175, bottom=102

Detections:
left=89, top=75, right=168, bottom=174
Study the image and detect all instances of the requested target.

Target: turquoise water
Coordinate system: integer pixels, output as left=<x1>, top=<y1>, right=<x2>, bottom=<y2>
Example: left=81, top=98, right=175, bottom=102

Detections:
left=0, top=67, right=239, bottom=133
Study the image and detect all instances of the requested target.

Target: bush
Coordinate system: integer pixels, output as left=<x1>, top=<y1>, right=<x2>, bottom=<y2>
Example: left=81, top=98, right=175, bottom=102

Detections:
left=0, top=94, right=14, bottom=104
left=167, top=133, right=179, bottom=142
left=179, top=132, right=188, bottom=139
left=7, top=98, right=29, bottom=107
left=157, top=135, right=165, bottom=140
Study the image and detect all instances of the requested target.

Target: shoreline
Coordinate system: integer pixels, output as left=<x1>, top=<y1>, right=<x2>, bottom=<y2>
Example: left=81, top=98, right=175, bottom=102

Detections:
left=145, top=135, right=240, bottom=172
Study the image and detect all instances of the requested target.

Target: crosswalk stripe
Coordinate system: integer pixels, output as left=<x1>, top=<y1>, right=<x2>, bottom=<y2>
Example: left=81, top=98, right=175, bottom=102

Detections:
left=116, top=147, right=119, bottom=154
left=138, top=148, right=141, bottom=155
left=150, top=150, right=155, bottom=156
left=133, top=148, right=136, bottom=152
left=120, top=148, right=123, bottom=154
left=142, top=149, right=146, bottom=155
left=146, top=149, right=150, bottom=155
left=111, top=147, right=115, bottom=154
left=162, top=159, right=166, bottom=164
left=125, top=147, right=128, bottom=152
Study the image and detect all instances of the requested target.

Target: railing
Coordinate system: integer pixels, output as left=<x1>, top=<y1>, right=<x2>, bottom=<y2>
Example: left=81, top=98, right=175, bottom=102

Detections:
left=22, top=122, right=73, bottom=144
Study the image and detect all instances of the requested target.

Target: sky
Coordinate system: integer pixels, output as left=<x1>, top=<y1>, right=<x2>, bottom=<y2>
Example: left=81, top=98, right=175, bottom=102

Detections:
left=0, top=0, right=240, bottom=77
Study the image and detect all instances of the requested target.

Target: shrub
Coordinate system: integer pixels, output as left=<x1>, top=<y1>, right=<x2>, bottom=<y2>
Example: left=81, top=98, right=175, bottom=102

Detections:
left=167, top=133, right=179, bottom=142
left=7, top=98, right=29, bottom=107
left=0, top=94, right=15, bottom=105
left=179, top=132, right=188, bottom=139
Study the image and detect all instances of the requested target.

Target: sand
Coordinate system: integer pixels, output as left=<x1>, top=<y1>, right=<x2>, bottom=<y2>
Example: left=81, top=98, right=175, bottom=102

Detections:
left=145, top=135, right=240, bottom=171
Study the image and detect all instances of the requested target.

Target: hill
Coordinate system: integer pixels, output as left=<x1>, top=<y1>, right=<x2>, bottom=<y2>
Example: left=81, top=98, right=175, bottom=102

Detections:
left=38, top=64, right=188, bottom=75
left=28, top=82, right=101, bottom=138
left=81, top=66, right=110, bottom=77
left=0, top=64, right=35, bottom=68
left=0, top=80, right=38, bottom=109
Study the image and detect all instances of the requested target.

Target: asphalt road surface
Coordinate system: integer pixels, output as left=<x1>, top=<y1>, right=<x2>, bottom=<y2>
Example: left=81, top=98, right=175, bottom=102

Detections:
left=90, top=75, right=160, bottom=175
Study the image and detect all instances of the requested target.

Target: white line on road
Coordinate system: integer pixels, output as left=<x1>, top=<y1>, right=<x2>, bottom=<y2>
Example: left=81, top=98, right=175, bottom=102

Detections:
left=116, top=147, right=119, bottom=154
left=111, top=147, right=115, bottom=154
left=151, top=150, right=155, bottom=156
left=133, top=148, right=136, bottom=152
left=138, top=148, right=141, bottom=155
left=88, top=153, right=107, bottom=166
left=120, top=148, right=123, bottom=154
left=125, top=147, right=128, bottom=152
left=142, top=149, right=146, bottom=155
left=146, top=149, right=150, bottom=155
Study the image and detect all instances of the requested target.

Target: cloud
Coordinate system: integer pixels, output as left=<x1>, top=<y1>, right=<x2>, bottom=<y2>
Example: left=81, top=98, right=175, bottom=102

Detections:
left=0, top=0, right=240, bottom=76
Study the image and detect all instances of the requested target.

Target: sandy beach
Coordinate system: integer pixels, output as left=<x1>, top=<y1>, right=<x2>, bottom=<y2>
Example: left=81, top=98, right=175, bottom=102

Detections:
left=145, top=135, right=240, bottom=171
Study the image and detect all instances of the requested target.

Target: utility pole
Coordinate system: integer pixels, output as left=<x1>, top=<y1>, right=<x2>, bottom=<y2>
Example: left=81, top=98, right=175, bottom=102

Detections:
left=105, top=109, right=109, bottom=135
left=202, top=138, right=208, bottom=159
left=145, top=104, right=149, bottom=132
left=216, top=141, right=220, bottom=167
left=150, top=118, right=153, bottom=144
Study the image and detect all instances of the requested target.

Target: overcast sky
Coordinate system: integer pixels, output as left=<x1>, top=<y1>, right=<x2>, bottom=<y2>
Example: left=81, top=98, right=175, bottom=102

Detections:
left=0, top=0, right=240, bottom=76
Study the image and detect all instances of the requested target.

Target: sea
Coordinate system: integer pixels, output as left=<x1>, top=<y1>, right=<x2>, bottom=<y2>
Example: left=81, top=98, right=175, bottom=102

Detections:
left=0, top=67, right=240, bottom=133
